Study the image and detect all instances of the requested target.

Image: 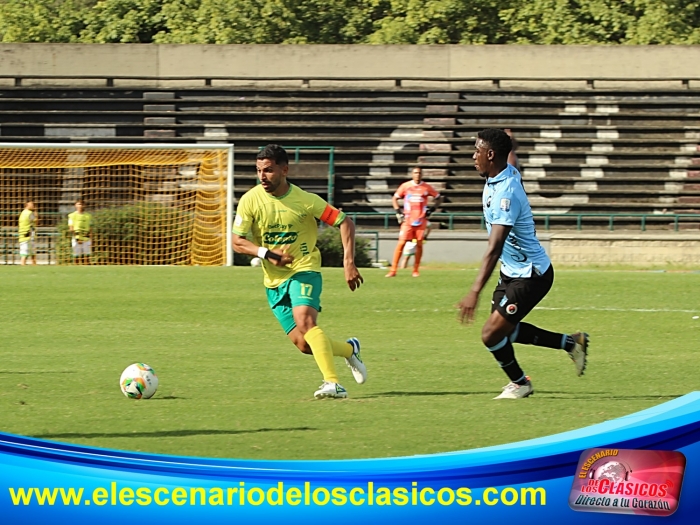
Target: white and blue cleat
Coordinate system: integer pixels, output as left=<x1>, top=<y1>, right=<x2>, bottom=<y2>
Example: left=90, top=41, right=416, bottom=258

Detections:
left=314, top=381, right=348, bottom=399
left=345, top=338, right=367, bottom=384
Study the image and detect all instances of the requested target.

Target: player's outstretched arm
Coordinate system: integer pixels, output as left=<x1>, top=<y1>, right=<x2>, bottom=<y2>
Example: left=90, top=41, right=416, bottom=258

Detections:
left=457, top=224, right=510, bottom=324
left=338, top=217, right=363, bottom=291
left=232, top=234, right=294, bottom=267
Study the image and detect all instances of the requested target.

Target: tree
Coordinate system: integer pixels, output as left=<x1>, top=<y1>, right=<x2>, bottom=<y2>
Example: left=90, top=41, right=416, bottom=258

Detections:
left=500, top=0, right=700, bottom=45
left=2, top=0, right=700, bottom=45
left=624, top=0, right=700, bottom=44
left=79, top=0, right=168, bottom=43
left=153, top=0, right=391, bottom=44
left=366, top=0, right=508, bottom=44
left=0, top=0, right=92, bottom=42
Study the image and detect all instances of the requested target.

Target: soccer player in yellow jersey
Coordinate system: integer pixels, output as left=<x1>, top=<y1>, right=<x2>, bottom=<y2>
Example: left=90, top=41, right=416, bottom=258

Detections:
left=232, top=144, right=367, bottom=399
left=18, top=201, right=37, bottom=266
left=68, top=200, right=92, bottom=265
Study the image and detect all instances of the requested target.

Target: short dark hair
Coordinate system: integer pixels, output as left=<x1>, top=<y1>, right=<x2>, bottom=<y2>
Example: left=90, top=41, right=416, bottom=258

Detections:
left=477, top=129, right=512, bottom=161
left=257, top=144, right=288, bottom=166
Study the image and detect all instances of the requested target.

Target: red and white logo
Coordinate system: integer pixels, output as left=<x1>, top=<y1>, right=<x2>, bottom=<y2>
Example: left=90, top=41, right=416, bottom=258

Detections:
left=569, top=448, right=686, bottom=517
left=506, top=304, right=518, bottom=315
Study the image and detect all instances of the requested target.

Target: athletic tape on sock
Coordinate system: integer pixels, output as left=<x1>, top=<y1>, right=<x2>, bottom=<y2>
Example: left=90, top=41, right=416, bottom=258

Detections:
left=487, top=336, right=509, bottom=352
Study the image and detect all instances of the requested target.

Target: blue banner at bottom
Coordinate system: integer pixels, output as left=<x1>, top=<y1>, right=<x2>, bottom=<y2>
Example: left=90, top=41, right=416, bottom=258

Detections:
left=2, top=392, right=700, bottom=524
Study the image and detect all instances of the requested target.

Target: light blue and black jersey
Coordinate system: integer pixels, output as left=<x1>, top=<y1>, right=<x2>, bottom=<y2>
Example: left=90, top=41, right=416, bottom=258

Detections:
left=482, top=164, right=551, bottom=278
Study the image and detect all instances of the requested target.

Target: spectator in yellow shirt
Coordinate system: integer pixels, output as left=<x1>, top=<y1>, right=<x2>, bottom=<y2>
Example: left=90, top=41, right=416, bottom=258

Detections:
left=68, top=200, right=92, bottom=265
left=18, top=201, right=37, bottom=266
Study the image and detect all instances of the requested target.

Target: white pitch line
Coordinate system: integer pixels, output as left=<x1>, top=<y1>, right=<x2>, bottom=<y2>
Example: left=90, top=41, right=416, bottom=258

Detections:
left=371, top=307, right=698, bottom=314
left=535, top=307, right=698, bottom=313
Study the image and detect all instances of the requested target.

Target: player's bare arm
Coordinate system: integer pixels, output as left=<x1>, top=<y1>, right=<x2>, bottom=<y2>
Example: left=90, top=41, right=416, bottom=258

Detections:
left=232, top=233, right=294, bottom=267
left=457, top=224, right=510, bottom=324
left=338, top=216, right=363, bottom=291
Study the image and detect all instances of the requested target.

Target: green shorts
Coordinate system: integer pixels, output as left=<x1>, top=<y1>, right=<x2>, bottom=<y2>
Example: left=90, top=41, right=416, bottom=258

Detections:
left=266, top=271, right=323, bottom=334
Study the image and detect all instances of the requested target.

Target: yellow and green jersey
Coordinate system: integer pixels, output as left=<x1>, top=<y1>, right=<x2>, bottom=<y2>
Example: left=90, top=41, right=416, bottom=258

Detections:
left=68, top=212, right=92, bottom=241
left=233, top=184, right=345, bottom=288
left=18, top=209, right=35, bottom=242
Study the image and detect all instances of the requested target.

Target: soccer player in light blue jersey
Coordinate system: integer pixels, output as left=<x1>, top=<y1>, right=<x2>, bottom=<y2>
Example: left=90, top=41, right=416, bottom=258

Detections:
left=457, top=129, right=589, bottom=399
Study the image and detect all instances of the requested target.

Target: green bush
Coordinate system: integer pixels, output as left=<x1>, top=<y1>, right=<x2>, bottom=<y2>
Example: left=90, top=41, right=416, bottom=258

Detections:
left=316, top=226, right=373, bottom=268
left=57, top=206, right=372, bottom=266
left=57, top=202, right=194, bottom=265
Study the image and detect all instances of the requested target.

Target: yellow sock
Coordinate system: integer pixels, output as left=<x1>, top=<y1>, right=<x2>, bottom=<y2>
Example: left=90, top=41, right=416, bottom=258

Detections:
left=330, top=339, right=353, bottom=359
left=304, top=326, right=340, bottom=383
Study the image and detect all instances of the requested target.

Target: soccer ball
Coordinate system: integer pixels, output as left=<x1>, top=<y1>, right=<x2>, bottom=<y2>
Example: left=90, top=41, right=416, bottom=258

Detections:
left=250, top=257, right=262, bottom=267
left=120, top=363, right=159, bottom=399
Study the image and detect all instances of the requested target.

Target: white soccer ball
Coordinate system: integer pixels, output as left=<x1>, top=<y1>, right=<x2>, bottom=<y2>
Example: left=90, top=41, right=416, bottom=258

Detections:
left=119, top=363, right=159, bottom=399
left=250, top=257, right=262, bottom=267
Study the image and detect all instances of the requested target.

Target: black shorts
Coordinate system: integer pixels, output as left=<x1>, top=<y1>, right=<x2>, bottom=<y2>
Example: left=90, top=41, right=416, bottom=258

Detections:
left=491, top=265, right=554, bottom=324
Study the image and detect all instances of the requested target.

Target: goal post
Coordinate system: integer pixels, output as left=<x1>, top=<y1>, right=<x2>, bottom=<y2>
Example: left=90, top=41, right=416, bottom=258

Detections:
left=0, top=143, right=234, bottom=266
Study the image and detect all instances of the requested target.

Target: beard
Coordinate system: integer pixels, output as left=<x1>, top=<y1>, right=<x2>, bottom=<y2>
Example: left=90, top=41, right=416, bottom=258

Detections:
left=261, top=180, right=278, bottom=193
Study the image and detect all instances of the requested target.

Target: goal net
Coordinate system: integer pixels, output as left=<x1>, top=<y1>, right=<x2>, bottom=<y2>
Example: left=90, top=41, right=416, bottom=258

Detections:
left=0, top=144, right=233, bottom=266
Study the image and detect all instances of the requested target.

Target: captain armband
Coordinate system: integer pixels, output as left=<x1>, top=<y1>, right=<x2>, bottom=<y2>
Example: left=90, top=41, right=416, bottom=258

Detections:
left=319, top=204, right=342, bottom=226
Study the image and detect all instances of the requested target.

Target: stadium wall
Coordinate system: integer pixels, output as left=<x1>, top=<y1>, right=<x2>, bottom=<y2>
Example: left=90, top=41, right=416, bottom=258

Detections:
left=3, top=44, right=700, bottom=86
left=377, top=232, right=700, bottom=266
left=547, top=232, right=700, bottom=266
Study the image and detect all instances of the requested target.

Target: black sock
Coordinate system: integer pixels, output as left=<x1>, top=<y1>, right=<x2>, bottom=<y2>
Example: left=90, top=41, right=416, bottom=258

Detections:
left=562, top=334, right=576, bottom=351
left=514, top=322, right=573, bottom=351
left=489, top=338, right=528, bottom=384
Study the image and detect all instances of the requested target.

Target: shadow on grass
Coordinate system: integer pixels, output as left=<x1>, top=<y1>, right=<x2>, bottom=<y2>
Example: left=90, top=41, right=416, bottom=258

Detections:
left=33, top=427, right=317, bottom=440
left=363, top=391, right=490, bottom=398
left=364, top=391, right=684, bottom=400
left=532, top=392, right=684, bottom=400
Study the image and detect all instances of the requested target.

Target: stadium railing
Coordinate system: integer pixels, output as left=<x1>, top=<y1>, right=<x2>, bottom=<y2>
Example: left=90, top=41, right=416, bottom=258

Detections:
left=3, top=75, right=700, bottom=89
left=0, top=229, right=60, bottom=265
left=355, top=231, right=379, bottom=263
left=346, top=212, right=700, bottom=232
left=1, top=214, right=696, bottom=265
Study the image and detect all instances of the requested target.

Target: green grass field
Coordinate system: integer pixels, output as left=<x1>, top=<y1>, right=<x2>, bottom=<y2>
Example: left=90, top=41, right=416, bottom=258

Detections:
left=0, top=265, right=698, bottom=460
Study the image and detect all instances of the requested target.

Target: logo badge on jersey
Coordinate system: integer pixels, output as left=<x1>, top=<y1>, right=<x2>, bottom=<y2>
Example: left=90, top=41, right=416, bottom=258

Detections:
left=263, top=231, right=298, bottom=245
left=506, top=304, right=518, bottom=315
left=500, top=198, right=511, bottom=211
left=486, top=196, right=492, bottom=208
